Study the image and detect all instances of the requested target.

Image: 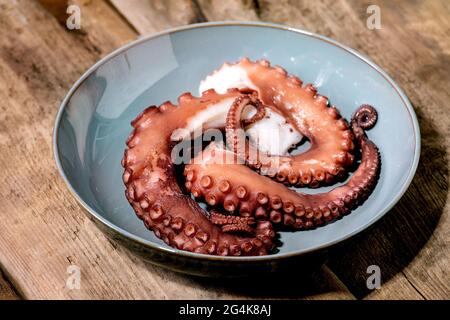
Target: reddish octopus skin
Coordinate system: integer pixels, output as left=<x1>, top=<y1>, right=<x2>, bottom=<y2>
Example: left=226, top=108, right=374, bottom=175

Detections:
left=122, top=89, right=275, bottom=256
left=207, top=58, right=356, bottom=188
left=185, top=102, right=380, bottom=230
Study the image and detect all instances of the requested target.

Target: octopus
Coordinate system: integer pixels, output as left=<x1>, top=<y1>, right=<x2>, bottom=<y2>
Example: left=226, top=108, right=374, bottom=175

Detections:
left=199, top=58, right=356, bottom=187
left=122, top=58, right=381, bottom=256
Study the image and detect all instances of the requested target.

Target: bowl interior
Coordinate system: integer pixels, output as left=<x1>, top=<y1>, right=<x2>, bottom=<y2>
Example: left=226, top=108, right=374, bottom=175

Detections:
left=55, top=23, right=418, bottom=259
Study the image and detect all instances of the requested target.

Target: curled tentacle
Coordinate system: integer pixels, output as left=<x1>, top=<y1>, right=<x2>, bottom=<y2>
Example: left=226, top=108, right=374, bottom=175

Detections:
left=204, top=58, right=356, bottom=187
left=225, top=94, right=271, bottom=169
left=123, top=90, right=275, bottom=256
left=241, top=93, right=266, bottom=126
left=124, top=58, right=381, bottom=256
left=187, top=104, right=380, bottom=229
left=352, top=104, right=378, bottom=130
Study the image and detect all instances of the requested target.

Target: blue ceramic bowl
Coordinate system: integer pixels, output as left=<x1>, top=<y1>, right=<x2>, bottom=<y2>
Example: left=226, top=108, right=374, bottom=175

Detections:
left=54, top=22, right=420, bottom=276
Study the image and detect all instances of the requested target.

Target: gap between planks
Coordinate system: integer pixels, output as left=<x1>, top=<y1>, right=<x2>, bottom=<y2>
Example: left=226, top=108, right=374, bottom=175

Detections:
left=0, top=0, right=355, bottom=300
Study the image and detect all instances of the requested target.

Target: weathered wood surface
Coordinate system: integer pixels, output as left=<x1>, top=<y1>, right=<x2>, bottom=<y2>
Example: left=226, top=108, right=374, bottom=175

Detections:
left=0, top=0, right=353, bottom=300
left=107, top=0, right=450, bottom=300
left=0, top=0, right=448, bottom=299
left=0, top=270, right=20, bottom=300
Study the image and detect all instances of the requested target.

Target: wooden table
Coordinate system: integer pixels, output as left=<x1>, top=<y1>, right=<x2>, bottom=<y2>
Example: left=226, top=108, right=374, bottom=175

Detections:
left=0, top=0, right=448, bottom=300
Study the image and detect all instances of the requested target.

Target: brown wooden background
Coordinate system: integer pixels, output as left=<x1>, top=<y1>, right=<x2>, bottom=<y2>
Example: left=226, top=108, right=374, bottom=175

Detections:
left=0, top=0, right=448, bottom=300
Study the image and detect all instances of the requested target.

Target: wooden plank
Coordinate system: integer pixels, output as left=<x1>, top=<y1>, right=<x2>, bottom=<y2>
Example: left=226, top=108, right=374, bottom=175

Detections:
left=110, top=0, right=205, bottom=35
left=196, top=0, right=259, bottom=21
left=0, top=0, right=354, bottom=299
left=254, top=0, right=450, bottom=299
left=108, top=0, right=354, bottom=300
left=0, top=270, right=20, bottom=300
left=2, top=0, right=447, bottom=300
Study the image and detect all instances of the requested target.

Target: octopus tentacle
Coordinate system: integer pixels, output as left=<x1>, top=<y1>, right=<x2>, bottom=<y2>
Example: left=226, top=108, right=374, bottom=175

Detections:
left=210, top=211, right=256, bottom=235
left=124, top=58, right=381, bottom=256
left=204, top=58, right=356, bottom=187
left=225, top=94, right=267, bottom=170
left=122, top=90, right=275, bottom=255
left=186, top=104, right=380, bottom=229
left=352, top=104, right=378, bottom=130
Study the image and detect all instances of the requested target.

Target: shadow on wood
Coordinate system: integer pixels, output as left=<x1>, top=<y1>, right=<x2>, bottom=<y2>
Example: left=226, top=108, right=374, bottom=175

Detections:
left=0, top=270, right=21, bottom=300
left=144, top=254, right=354, bottom=299
left=326, top=106, right=448, bottom=298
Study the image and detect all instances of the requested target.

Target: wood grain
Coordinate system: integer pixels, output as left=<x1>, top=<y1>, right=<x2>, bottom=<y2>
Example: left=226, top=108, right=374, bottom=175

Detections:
left=255, top=0, right=450, bottom=299
left=196, top=0, right=259, bottom=21
left=0, top=270, right=20, bottom=300
left=0, top=0, right=354, bottom=300
left=108, top=0, right=450, bottom=299
left=110, top=0, right=206, bottom=35
left=0, top=0, right=448, bottom=299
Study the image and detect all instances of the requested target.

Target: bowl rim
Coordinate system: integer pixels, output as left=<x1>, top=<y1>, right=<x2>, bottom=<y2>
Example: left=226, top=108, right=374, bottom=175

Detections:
left=53, top=21, right=421, bottom=262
